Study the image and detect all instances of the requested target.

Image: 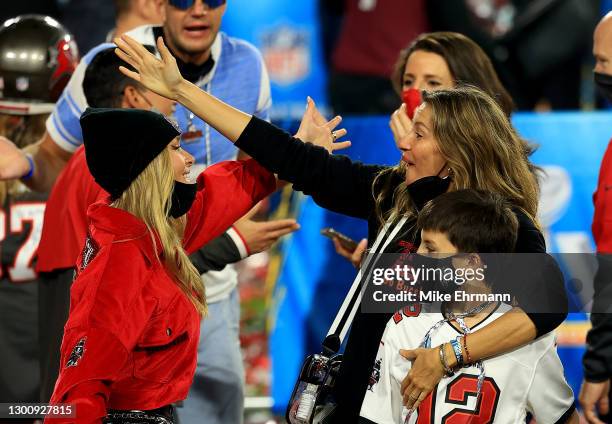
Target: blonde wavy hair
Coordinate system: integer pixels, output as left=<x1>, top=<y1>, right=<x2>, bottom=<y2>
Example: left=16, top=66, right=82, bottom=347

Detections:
left=112, top=148, right=206, bottom=316
left=374, top=86, right=540, bottom=231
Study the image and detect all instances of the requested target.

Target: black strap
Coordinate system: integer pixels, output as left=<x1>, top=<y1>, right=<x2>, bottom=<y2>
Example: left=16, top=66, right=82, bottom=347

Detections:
left=323, top=216, right=408, bottom=354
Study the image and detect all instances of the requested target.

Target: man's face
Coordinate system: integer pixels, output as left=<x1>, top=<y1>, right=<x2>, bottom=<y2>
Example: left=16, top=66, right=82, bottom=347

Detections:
left=164, top=0, right=226, bottom=61
left=594, top=17, right=612, bottom=75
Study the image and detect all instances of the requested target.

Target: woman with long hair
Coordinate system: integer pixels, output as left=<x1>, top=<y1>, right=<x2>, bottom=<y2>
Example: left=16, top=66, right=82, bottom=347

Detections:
left=391, top=31, right=514, bottom=117
left=114, top=35, right=566, bottom=421
left=334, top=32, right=536, bottom=267
left=374, top=87, right=538, bottom=232
left=45, top=107, right=279, bottom=423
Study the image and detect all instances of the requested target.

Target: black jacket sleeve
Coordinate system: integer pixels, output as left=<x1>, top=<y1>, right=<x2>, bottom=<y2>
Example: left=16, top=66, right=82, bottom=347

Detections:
left=189, top=232, right=242, bottom=273
left=235, top=116, right=387, bottom=220
left=511, top=211, right=568, bottom=337
left=583, top=254, right=612, bottom=381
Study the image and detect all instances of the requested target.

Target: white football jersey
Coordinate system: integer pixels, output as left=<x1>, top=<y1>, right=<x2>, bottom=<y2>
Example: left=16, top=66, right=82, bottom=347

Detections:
left=359, top=303, right=575, bottom=424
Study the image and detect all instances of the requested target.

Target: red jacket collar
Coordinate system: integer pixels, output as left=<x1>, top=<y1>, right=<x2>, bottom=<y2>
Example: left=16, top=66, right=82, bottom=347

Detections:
left=87, top=200, right=160, bottom=264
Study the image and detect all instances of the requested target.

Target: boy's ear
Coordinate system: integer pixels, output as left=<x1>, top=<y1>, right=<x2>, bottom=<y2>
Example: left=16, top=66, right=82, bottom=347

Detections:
left=122, top=85, right=147, bottom=109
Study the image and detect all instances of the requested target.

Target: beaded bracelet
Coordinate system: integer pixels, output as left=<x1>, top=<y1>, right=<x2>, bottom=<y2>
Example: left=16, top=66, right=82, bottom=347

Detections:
left=21, top=153, right=34, bottom=181
left=450, top=337, right=464, bottom=367
left=438, top=344, right=454, bottom=377
left=463, top=333, right=473, bottom=364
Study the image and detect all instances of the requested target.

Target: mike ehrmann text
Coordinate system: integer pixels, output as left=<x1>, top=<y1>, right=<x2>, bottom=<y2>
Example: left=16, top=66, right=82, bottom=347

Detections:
left=372, top=290, right=511, bottom=303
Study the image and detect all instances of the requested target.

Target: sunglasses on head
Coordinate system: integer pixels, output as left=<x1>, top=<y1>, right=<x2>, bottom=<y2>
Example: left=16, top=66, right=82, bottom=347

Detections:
left=168, top=0, right=226, bottom=10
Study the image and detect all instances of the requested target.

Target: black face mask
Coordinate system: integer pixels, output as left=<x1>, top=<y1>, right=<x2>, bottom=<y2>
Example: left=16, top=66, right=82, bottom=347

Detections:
left=407, top=174, right=452, bottom=210
left=169, top=181, right=197, bottom=218
left=411, top=253, right=458, bottom=295
left=595, top=72, right=612, bottom=103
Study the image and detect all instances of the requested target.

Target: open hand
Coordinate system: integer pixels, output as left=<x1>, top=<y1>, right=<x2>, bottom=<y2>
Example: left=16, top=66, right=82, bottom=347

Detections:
left=114, top=35, right=184, bottom=100
left=295, top=97, right=351, bottom=153
left=234, top=206, right=300, bottom=254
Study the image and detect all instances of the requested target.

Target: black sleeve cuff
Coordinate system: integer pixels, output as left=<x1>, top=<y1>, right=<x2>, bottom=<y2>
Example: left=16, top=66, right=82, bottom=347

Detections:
left=527, top=312, right=567, bottom=338
left=583, top=312, right=612, bottom=381
left=189, top=232, right=241, bottom=273
left=555, top=402, right=576, bottom=424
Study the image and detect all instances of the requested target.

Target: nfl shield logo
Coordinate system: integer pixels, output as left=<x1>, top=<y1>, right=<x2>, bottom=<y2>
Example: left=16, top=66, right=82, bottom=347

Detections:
left=261, top=25, right=309, bottom=86
left=16, top=77, right=29, bottom=92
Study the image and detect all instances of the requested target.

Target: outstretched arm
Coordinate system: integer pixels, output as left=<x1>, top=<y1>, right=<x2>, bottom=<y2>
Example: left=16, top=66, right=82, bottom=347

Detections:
left=114, top=35, right=382, bottom=221
left=114, top=35, right=350, bottom=152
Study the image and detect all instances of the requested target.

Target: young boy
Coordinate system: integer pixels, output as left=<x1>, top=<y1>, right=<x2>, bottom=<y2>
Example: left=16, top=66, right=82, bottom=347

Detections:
left=359, top=189, right=578, bottom=424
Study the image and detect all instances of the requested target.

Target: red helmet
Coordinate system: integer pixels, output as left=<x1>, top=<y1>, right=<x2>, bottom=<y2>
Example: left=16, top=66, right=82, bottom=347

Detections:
left=0, top=15, right=79, bottom=115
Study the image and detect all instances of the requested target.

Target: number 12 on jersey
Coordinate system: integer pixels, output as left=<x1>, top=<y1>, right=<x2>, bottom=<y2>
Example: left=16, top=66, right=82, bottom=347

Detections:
left=415, top=374, right=500, bottom=424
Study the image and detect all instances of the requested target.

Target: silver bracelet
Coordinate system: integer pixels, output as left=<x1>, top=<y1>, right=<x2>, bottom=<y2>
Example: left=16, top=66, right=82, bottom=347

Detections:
left=438, top=344, right=454, bottom=377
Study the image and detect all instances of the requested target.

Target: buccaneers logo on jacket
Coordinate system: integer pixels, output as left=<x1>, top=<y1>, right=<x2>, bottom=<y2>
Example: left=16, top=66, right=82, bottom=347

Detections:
left=65, top=337, right=87, bottom=368
left=74, top=235, right=100, bottom=280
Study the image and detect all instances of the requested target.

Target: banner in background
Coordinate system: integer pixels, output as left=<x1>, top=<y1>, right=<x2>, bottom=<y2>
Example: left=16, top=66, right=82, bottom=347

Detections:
left=222, top=0, right=328, bottom=121
left=270, top=111, right=612, bottom=412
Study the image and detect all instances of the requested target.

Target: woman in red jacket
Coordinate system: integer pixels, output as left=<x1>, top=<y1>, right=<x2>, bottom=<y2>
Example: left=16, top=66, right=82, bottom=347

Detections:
left=45, top=107, right=277, bottom=423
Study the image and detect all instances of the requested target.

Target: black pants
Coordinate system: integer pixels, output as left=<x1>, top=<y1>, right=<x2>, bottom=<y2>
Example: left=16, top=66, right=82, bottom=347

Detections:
left=0, top=278, right=39, bottom=403
left=38, top=268, right=74, bottom=402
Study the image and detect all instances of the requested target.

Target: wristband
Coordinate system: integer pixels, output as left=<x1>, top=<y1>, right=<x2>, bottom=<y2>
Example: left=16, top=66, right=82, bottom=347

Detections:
left=227, top=226, right=250, bottom=258
left=438, top=344, right=454, bottom=377
left=451, top=337, right=464, bottom=367
left=21, top=153, right=34, bottom=181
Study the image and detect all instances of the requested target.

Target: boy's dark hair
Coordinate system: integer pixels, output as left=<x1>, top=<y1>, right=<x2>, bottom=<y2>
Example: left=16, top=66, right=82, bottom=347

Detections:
left=416, top=189, right=519, bottom=253
left=83, top=45, right=155, bottom=108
